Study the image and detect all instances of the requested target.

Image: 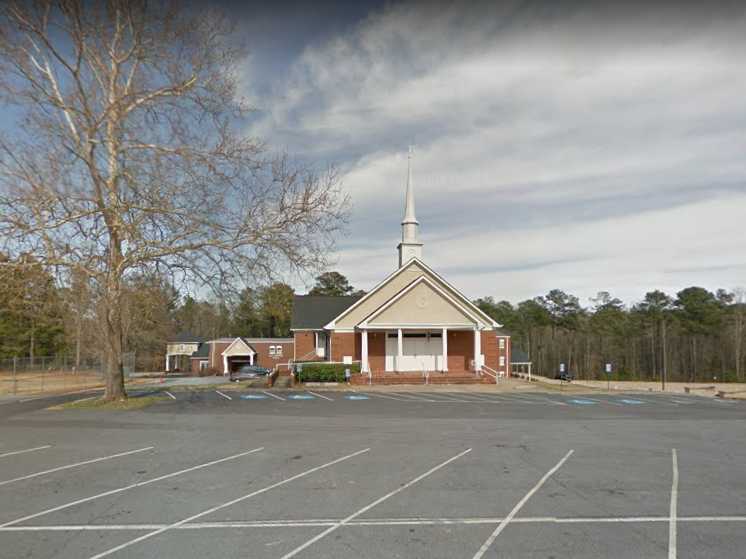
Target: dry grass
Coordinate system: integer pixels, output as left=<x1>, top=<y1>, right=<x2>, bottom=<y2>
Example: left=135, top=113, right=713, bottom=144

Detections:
left=0, top=371, right=104, bottom=396
left=0, top=371, right=158, bottom=397
left=49, top=395, right=166, bottom=410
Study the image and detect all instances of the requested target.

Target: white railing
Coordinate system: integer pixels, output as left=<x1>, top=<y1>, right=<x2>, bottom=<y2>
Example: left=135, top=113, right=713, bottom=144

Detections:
left=480, top=365, right=500, bottom=384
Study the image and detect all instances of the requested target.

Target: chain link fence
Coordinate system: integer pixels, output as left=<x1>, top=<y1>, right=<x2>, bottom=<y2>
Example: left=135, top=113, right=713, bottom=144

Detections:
left=0, top=353, right=135, bottom=396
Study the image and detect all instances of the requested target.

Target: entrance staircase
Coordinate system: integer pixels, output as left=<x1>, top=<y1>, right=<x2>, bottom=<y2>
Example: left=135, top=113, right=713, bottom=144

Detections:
left=350, top=371, right=495, bottom=386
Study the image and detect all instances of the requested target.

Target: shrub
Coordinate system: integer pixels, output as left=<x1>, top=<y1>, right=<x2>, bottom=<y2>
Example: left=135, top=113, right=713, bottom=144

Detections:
left=295, top=362, right=361, bottom=383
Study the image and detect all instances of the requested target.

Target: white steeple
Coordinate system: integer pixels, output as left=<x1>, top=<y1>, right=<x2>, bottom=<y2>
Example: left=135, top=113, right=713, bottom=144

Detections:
left=398, top=146, right=423, bottom=267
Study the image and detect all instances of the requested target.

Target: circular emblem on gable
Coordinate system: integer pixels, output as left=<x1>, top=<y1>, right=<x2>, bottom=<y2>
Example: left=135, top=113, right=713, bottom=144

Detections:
left=416, top=294, right=429, bottom=308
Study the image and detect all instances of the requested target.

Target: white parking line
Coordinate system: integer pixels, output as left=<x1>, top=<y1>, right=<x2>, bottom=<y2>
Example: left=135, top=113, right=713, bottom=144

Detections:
left=215, top=390, right=232, bottom=401
left=505, top=395, right=541, bottom=405
left=472, top=449, right=575, bottom=559
left=0, top=447, right=264, bottom=528
left=469, top=394, right=512, bottom=403
left=6, top=515, right=746, bottom=532
left=364, top=392, right=412, bottom=402
left=164, top=391, right=176, bottom=400
left=306, top=391, right=333, bottom=401
left=0, top=447, right=154, bottom=488
left=581, top=396, right=624, bottom=406
left=280, top=448, right=472, bottom=559
left=390, top=392, right=437, bottom=402
left=0, top=445, right=52, bottom=459
left=669, top=448, right=678, bottom=559
left=509, top=394, right=567, bottom=406
left=445, top=393, right=502, bottom=403
left=263, top=391, right=285, bottom=401
left=422, top=393, right=476, bottom=403
left=86, top=448, right=371, bottom=559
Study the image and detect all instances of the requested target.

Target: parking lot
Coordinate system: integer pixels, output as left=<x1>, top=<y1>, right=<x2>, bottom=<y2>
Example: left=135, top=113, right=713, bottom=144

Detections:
left=1, top=388, right=745, bottom=558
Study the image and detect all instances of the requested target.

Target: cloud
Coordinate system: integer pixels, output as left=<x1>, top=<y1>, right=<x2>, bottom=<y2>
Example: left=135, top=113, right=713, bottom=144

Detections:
left=243, top=0, right=746, bottom=304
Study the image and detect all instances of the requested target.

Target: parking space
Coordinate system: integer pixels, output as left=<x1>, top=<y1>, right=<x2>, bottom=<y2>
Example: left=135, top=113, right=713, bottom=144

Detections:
left=155, top=387, right=746, bottom=415
left=0, top=388, right=744, bottom=558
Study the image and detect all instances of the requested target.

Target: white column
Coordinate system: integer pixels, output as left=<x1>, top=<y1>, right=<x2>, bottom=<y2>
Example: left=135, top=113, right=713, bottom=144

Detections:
left=474, top=328, right=482, bottom=371
left=361, top=329, right=369, bottom=373
left=397, top=328, right=403, bottom=371
left=223, top=354, right=229, bottom=375
left=165, top=354, right=170, bottom=372
left=442, top=328, right=448, bottom=371
left=250, top=353, right=254, bottom=366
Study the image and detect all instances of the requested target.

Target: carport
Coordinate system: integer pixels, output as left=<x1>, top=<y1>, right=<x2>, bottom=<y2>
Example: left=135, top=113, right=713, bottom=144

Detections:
left=221, top=337, right=257, bottom=374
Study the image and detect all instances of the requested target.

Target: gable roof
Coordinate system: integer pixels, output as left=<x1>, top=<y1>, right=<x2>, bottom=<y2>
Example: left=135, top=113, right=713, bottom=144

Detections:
left=221, top=337, right=256, bottom=356
left=291, top=295, right=363, bottom=330
left=190, top=343, right=210, bottom=359
left=170, top=332, right=204, bottom=343
left=325, top=258, right=499, bottom=330
left=359, top=275, right=481, bottom=328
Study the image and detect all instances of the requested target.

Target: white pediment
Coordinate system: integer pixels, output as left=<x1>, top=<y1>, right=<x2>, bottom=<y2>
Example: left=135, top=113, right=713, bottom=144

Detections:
left=221, top=338, right=256, bottom=357
left=326, top=258, right=498, bottom=330
left=360, top=276, right=481, bottom=328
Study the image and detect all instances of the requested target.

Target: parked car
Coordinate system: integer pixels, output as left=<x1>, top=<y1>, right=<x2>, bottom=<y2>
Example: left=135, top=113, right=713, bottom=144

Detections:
left=555, top=371, right=574, bottom=382
left=230, top=365, right=271, bottom=382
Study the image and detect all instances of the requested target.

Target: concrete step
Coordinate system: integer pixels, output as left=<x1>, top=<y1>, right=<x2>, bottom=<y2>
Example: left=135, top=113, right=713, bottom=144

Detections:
left=350, top=374, right=494, bottom=386
left=273, top=375, right=292, bottom=388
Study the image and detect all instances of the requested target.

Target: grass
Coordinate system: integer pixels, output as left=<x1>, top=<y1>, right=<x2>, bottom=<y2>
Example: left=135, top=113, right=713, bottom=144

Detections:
left=49, top=395, right=166, bottom=410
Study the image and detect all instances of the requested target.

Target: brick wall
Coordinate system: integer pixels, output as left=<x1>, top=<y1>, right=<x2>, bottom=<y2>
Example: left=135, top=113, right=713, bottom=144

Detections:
left=368, top=331, right=386, bottom=372
left=482, top=331, right=498, bottom=371
left=251, top=341, right=294, bottom=368
left=478, top=331, right=512, bottom=375
left=447, top=330, right=472, bottom=371
left=330, top=332, right=361, bottom=363
left=293, top=331, right=325, bottom=362
left=209, top=341, right=231, bottom=372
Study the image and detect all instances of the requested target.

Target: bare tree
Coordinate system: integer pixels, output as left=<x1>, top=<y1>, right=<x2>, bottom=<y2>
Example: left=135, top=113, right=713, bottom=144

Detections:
left=733, top=288, right=746, bottom=381
left=0, top=1, right=348, bottom=400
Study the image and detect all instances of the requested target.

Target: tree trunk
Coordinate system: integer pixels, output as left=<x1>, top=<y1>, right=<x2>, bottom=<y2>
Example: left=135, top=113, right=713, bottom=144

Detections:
left=661, top=319, right=668, bottom=387
left=75, top=315, right=82, bottom=369
left=104, top=300, right=126, bottom=400
left=735, top=311, right=744, bottom=381
left=691, top=336, right=697, bottom=382
left=103, top=267, right=126, bottom=401
left=29, top=327, right=35, bottom=368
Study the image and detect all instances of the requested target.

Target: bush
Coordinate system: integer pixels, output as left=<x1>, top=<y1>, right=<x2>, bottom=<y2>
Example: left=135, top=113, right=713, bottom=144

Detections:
left=295, top=362, right=361, bottom=383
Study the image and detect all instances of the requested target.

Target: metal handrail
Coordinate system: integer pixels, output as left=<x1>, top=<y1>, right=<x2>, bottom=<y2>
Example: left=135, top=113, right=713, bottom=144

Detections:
left=480, top=365, right=500, bottom=384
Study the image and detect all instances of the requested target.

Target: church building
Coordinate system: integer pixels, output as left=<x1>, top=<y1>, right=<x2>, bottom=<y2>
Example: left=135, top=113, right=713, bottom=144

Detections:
left=292, top=150, right=511, bottom=382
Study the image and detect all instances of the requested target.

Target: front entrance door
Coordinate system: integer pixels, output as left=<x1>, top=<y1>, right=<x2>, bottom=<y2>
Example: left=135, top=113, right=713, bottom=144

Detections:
left=385, top=332, right=443, bottom=372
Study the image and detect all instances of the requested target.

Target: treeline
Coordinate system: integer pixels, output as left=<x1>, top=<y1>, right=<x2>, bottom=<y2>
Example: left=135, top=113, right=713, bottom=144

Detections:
left=3, top=253, right=744, bottom=381
left=475, top=288, right=746, bottom=382
left=0, top=264, right=361, bottom=371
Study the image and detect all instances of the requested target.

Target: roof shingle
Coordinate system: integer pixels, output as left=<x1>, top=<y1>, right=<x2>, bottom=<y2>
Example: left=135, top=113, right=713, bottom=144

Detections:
left=291, top=295, right=362, bottom=330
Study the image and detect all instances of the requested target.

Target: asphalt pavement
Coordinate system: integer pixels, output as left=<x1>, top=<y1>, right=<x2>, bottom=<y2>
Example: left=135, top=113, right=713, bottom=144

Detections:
left=0, top=387, right=744, bottom=558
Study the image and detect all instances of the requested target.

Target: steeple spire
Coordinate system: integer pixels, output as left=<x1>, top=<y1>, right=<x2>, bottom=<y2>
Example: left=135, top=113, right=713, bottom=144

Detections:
left=398, top=146, right=423, bottom=267
left=402, top=146, right=418, bottom=225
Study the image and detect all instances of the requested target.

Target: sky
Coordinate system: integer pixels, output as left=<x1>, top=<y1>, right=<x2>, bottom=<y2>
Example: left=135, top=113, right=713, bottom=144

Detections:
left=7, top=0, right=745, bottom=307
left=232, top=0, right=746, bottom=305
